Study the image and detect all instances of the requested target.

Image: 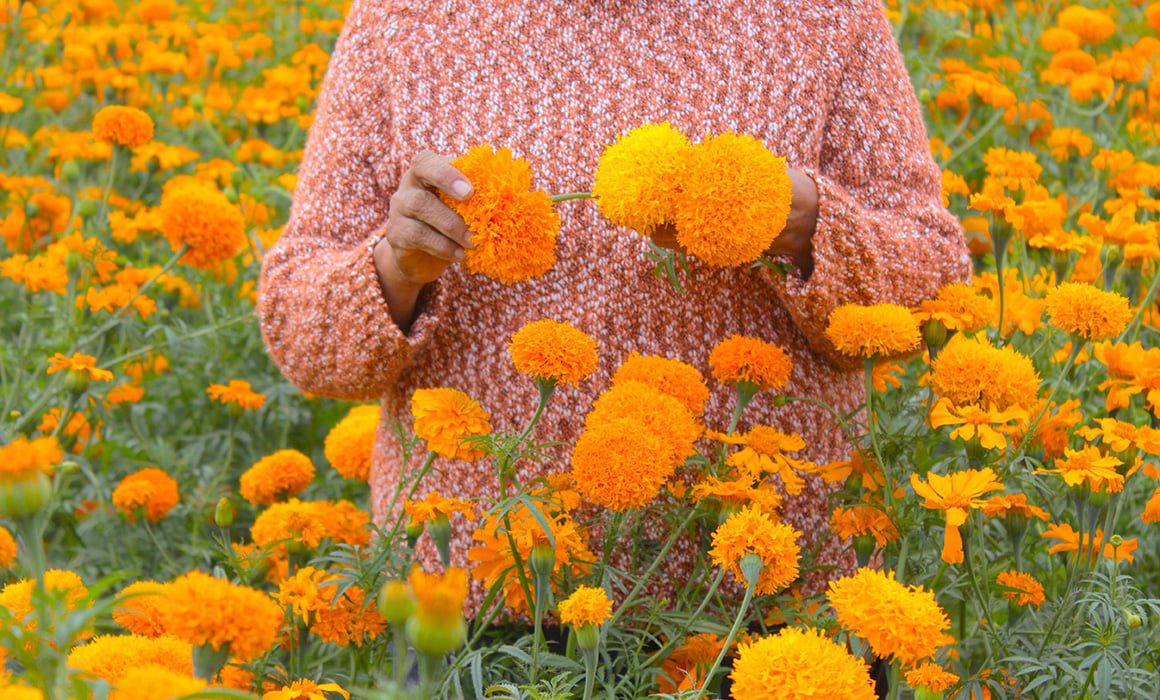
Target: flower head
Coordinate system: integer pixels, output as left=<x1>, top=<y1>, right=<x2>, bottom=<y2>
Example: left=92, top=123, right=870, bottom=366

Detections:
left=571, top=417, right=673, bottom=511
left=0, top=569, right=89, bottom=633
left=323, top=404, right=379, bottom=480
left=508, top=319, right=599, bottom=386
left=206, top=379, right=265, bottom=410
left=912, top=283, right=992, bottom=332
left=159, top=571, right=283, bottom=661
left=930, top=334, right=1039, bottom=411
left=409, top=565, right=468, bottom=622
left=111, top=468, right=179, bottom=523
left=404, top=491, right=476, bottom=525
left=996, top=569, right=1045, bottom=607
left=1035, top=446, right=1124, bottom=492
left=109, top=664, right=207, bottom=700
left=311, top=580, right=387, bottom=647
left=593, top=122, right=692, bottom=234
left=827, top=568, right=953, bottom=665
left=47, top=352, right=113, bottom=383
left=113, top=581, right=170, bottom=637
left=160, top=183, right=245, bottom=269
left=610, top=352, right=709, bottom=415
left=905, top=663, right=959, bottom=694
left=657, top=633, right=726, bottom=693
left=0, top=435, right=62, bottom=480
left=729, top=627, right=876, bottom=700
left=557, top=585, right=612, bottom=628
left=263, top=680, right=350, bottom=700
left=911, top=468, right=1005, bottom=563
left=92, top=106, right=154, bottom=148
left=251, top=499, right=370, bottom=557
left=708, top=334, right=793, bottom=391
left=825, top=303, right=922, bottom=359
left=68, top=634, right=191, bottom=683
left=829, top=506, right=899, bottom=547
left=240, top=449, right=315, bottom=505
left=584, top=380, right=701, bottom=469
left=410, top=388, right=492, bottom=461
left=1045, top=282, right=1132, bottom=341
left=0, top=525, right=16, bottom=567
left=709, top=506, right=801, bottom=595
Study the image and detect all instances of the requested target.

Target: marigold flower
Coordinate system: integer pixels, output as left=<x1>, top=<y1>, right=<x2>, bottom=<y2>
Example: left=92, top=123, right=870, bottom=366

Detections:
left=0, top=435, right=63, bottom=480
left=404, top=491, right=476, bottom=525
left=1077, top=417, right=1141, bottom=453
left=323, top=404, right=379, bottom=480
left=830, top=506, right=899, bottom=547
left=407, top=566, right=468, bottom=654
left=107, top=382, right=145, bottom=405
left=276, top=565, right=334, bottom=619
left=263, top=680, right=350, bottom=700
left=996, top=569, right=1045, bottom=607
left=930, top=334, right=1039, bottom=411
left=584, top=380, right=701, bottom=469
left=0, top=525, right=16, bottom=567
left=113, top=581, right=170, bottom=637
left=905, top=663, right=959, bottom=694
left=110, top=665, right=207, bottom=700
left=592, top=122, right=692, bottom=234
left=692, top=474, right=783, bottom=514
left=240, top=449, right=315, bottom=505
left=1035, top=446, right=1124, bottom=493
left=910, top=468, right=1005, bottom=564
left=92, top=106, right=155, bottom=148
left=1044, top=282, right=1132, bottom=341
left=111, top=468, right=179, bottom=523
left=979, top=494, right=1050, bottom=521
left=311, top=580, right=387, bottom=647
left=159, top=183, right=245, bottom=269
left=1142, top=488, right=1160, bottom=524
left=656, top=633, right=725, bottom=693
left=610, top=352, right=709, bottom=415
left=508, top=318, right=599, bottom=386
left=912, top=283, right=992, bottom=332
left=558, top=585, right=612, bottom=628
left=159, top=570, right=283, bottom=661
left=715, top=426, right=812, bottom=495
left=442, top=145, right=560, bottom=283
left=827, top=568, right=953, bottom=665
left=0, top=569, right=90, bottom=642
left=1057, top=5, right=1116, bottom=45
left=729, top=627, right=876, bottom=700
left=68, top=634, right=192, bottom=683
left=673, top=133, right=792, bottom=266
left=1041, top=522, right=1136, bottom=562
left=251, top=499, right=371, bottom=556
left=708, top=334, right=793, bottom=391
left=571, top=417, right=673, bottom=511
left=709, top=505, right=800, bottom=595
left=46, top=352, right=114, bottom=382
left=207, top=379, right=265, bottom=410
left=929, top=397, right=1028, bottom=450
left=826, top=303, right=922, bottom=359
left=410, top=388, right=492, bottom=461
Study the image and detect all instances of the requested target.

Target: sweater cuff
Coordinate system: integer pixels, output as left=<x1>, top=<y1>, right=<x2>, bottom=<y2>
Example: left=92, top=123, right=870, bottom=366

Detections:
left=363, top=227, right=447, bottom=359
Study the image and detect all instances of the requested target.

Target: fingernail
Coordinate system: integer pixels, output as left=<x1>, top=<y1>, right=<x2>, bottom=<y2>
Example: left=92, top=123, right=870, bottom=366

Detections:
left=463, top=234, right=475, bottom=249
left=454, top=249, right=465, bottom=261
left=452, top=180, right=472, bottom=199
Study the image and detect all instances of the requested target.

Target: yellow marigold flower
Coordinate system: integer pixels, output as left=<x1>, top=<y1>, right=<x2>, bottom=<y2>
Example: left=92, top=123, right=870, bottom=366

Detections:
left=709, top=505, right=800, bottom=595
left=912, top=283, right=992, bottom=333
left=610, top=352, right=709, bottom=415
left=323, top=404, right=379, bottom=480
left=311, top=580, right=386, bottom=647
left=46, top=352, right=114, bottom=382
left=829, top=505, right=899, bottom=547
left=0, top=435, right=63, bottom=479
left=673, top=133, right=792, bottom=266
left=656, top=633, right=725, bottom=693
left=442, top=145, right=560, bottom=284
left=404, top=491, right=476, bottom=525
left=1042, top=522, right=1137, bottom=562
left=0, top=525, right=16, bottom=567
left=905, top=662, right=959, bottom=694
left=708, top=334, right=793, bottom=391
left=111, top=468, right=179, bottom=523
left=263, top=680, right=350, bottom=700
left=716, top=426, right=812, bottom=495
left=0, top=687, right=43, bottom=700
left=68, top=635, right=192, bottom=684
left=92, top=106, right=154, bottom=149
left=410, top=388, right=492, bottom=461
left=928, top=397, right=1029, bottom=450
left=729, top=627, right=876, bottom=700
left=825, top=303, right=921, bottom=359
left=508, top=318, right=599, bottom=386
left=930, top=334, right=1040, bottom=411
left=585, top=380, right=701, bottom=469
left=911, top=468, right=1005, bottom=564
left=1057, top=5, right=1115, bottom=45
left=207, top=379, right=265, bottom=410
left=558, top=585, right=612, bottom=628
left=692, top=474, right=783, bottom=514
left=827, top=568, right=953, bottom=665
left=109, top=664, right=206, bottom=700
left=276, top=565, right=333, bottom=619
left=159, top=183, right=245, bottom=269
left=979, top=494, right=1050, bottom=521
left=0, top=92, right=23, bottom=113
left=0, top=569, right=89, bottom=634
left=113, top=581, right=170, bottom=637
left=571, top=417, right=673, bottom=511
left=1035, top=446, right=1124, bottom=493
left=240, top=449, right=316, bottom=505
left=996, top=569, right=1045, bottom=607
left=593, top=122, right=692, bottom=235
left=1040, top=27, right=1080, bottom=53
left=1044, top=282, right=1132, bottom=341
left=159, top=571, right=283, bottom=662
left=251, top=498, right=370, bottom=556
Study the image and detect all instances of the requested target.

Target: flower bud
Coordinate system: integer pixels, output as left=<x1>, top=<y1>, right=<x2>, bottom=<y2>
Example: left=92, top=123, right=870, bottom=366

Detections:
left=76, top=199, right=97, bottom=217
left=853, top=534, right=876, bottom=568
left=428, top=514, right=452, bottom=568
left=922, top=319, right=948, bottom=349
left=60, top=160, right=80, bottom=181
left=214, top=497, right=235, bottom=528
left=190, top=93, right=205, bottom=111
left=530, top=541, right=555, bottom=582
left=378, top=580, right=417, bottom=624
left=914, top=688, right=944, bottom=700
left=406, top=613, right=467, bottom=656
left=406, top=518, right=424, bottom=548
left=0, top=472, right=53, bottom=519
left=1109, top=534, right=1123, bottom=548
left=1125, top=611, right=1143, bottom=629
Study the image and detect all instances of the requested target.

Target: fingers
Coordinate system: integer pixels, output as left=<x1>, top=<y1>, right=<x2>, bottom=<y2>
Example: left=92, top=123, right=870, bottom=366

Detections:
left=409, top=150, right=473, bottom=201
left=391, top=186, right=473, bottom=249
left=390, top=218, right=465, bottom=262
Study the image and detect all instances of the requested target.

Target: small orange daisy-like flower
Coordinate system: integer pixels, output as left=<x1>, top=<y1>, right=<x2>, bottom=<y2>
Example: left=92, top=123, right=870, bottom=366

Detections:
left=912, top=282, right=992, bottom=332
left=827, top=568, right=953, bottom=665
left=159, top=571, right=283, bottom=662
left=1141, top=488, right=1160, bottom=524
left=673, top=133, right=793, bottom=266
left=830, top=505, right=899, bottom=547
left=240, top=449, right=316, bottom=505
left=558, top=585, right=612, bottom=628
left=709, top=505, right=801, bottom=595
left=905, top=662, right=959, bottom=694
left=159, top=182, right=245, bottom=269
left=410, top=388, right=492, bottom=461
left=729, top=627, right=876, bottom=700
left=996, top=569, right=1045, bottom=607
left=441, top=145, right=560, bottom=284
left=825, top=303, right=922, bottom=359
left=207, top=379, right=265, bottom=410
left=910, top=468, right=1005, bottom=564
left=92, top=105, right=154, bottom=148
left=106, top=382, right=145, bottom=405
left=979, top=493, right=1050, bottom=521
left=715, top=426, right=812, bottom=495
left=508, top=319, right=599, bottom=386
left=1045, top=282, right=1132, bottom=340
left=593, top=122, right=692, bottom=235
left=112, top=580, right=170, bottom=637
left=111, top=468, right=179, bottom=523
left=708, top=334, right=793, bottom=391
left=263, top=679, right=350, bottom=700
left=692, top=474, right=783, bottom=514
left=404, top=491, right=476, bottom=525
left=323, top=404, right=379, bottom=480
left=928, top=397, right=1029, bottom=450
left=610, top=352, right=709, bottom=415
left=46, top=352, right=114, bottom=382
left=1035, top=445, right=1124, bottom=493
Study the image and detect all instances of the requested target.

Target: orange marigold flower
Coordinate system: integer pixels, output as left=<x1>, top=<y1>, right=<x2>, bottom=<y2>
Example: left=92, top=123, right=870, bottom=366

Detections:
left=46, top=352, right=113, bottom=382
left=68, top=634, right=192, bottom=683
left=930, top=334, right=1040, bottom=411
left=673, top=133, right=793, bottom=266
left=558, top=585, right=612, bottom=628
left=0, top=569, right=89, bottom=634
left=979, top=494, right=1050, bottom=521
left=240, top=449, right=315, bottom=505
left=692, top=474, right=783, bottom=514
left=571, top=417, right=674, bottom=511
left=404, top=491, right=476, bottom=525
left=1042, top=522, right=1137, bottom=562
left=709, top=505, right=801, bottom=595
left=410, top=388, right=492, bottom=461
left=159, top=571, right=283, bottom=661
left=708, top=334, right=793, bottom=391
left=1077, top=417, right=1140, bottom=453
left=830, top=506, right=899, bottom=547
left=729, top=627, right=876, bottom=700
left=1057, top=5, right=1116, bottom=45
left=592, top=122, right=692, bottom=235
left=928, top=397, right=1029, bottom=450
left=311, top=580, right=387, bottom=647
left=1035, top=446, right=1124, bottom=493
left=656, top=633, right=725, bottom=693
left=323, top=404, right=379, bottom=480
left=251, top=499, right=370, bottom=557
left=276, top=565, right=333, bottom=619
left=508, top=318, right=599, bottom=386
left=263, top=680, right=350, bottom=700
left=912, top=283, right=992, bottom=332
left=715, top=426, right=812, bottom=495
left=442, top=145, right=560, bottom=283
left=871, top=361, right=904, bottom=392
left=585, top=380, right=701, bottom=469
left=826, top=303, right=922, bottom=359
left=113, top=581, right=170, bottom=637
left=827, top=568, right=953, bottom=665
left=0, top=435, right=62, bottom=480
left=1045, top=283, right=1132, bottom=340
left=0, top=525, right=16, bottom=567
left=110, top=664, right=207, bottom=700
left=106, top=382, right=145, bottom=405
left=159, top=183, right=245, bottom=269
left=92, top=106, right=154, bottom=148
left=610, top=352, right=709, bottom=415
left=996, top=569, right=1045, bottom=607
left=111, top=468, right=179, bottom=523
left=409, top=565, right=469, bottom=625
left=1142, top=488, right=1160, bottom=524
left=207, top=379, right=265, bottom=410
left=905, top=662, right=959, bottom=694
left=911, top=468, right=1005, bottom=564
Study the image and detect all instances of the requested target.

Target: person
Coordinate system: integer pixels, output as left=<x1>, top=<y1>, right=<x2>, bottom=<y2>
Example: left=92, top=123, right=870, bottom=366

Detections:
left=258, top=0, right=969, bottom=682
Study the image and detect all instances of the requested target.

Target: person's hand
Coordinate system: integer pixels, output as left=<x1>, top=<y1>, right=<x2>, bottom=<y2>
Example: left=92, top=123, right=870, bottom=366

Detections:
left=373, top=151, right=474, bottom=330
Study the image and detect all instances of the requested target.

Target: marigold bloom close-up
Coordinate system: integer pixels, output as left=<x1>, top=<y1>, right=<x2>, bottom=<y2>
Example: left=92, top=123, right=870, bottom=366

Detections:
left=1035, top=445, right=1125, bottom=493
left=67, top=634, right=192, bottom=683
left=0, top=435, right=63, bottom=479
left=46, top=352, right=114, bottom=383
left=92, top=105, right=155, bottom=149
left=1044, top=282, right=1132, bottom=341
left=250, top=498, right=371, bottom=556
left=708, top=334, right=793, bottom=391
left=905, top=662, right=960, bottom=694
left=610, top=352, right=709, bottom=415
left=0, top=569, right=89, bottom=632
left=825, top=303, right=922, bottom=359
left=557, top=584, right=612, bottom=628
left=720, top=426, right=813, bottom=495
left=656, top=633, right=725, bottom=693
left=729, top=627, right=876, bottom=700
left=508, top=318, right=599, bottom=386
left=929, top=334, right=1040, bottom=411
left=111, top=467, right=180, bottom=523
left=592, top=122, right=692, bottom=235
left=910, top=468, right=1005, bottom=564
left=709, top=505, right=801, bottom=595
left=403, top=491, right=476, bottom=525
left=410, top=387, right=492, bottom=461
left=827, top=568, right=953, bottom=665
left=206, top=379, right=265, bottom=410
left=996, top=569, right=1045, bottom=607
left=323, top=404, right=379, bottom=480
left=158, top=570, right=283, bottom=662
left=113, top=580, right=170, bottom=637
left=263, top=680, right=350, bottom=700
left=159, top=182, right=246, bottom=269
left=240, top=449, right=316, bottom=505
left=109, top=664, right=207, bottom=700
left=584, top=380, right=701, bottom=469
left=912, top=282, right=992, bottom=333
left=571, top=417, right=674, bottom=511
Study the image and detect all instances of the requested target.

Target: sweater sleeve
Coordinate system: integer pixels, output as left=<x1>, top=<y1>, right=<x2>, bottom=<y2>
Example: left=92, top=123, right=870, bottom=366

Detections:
left=773, top=5, right=970, bottom=365
left=257, top=6, right=447, bottom=400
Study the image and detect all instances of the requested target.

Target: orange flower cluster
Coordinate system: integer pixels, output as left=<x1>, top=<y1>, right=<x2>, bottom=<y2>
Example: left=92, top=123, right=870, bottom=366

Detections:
left=111, top=467, right=179, bottom=523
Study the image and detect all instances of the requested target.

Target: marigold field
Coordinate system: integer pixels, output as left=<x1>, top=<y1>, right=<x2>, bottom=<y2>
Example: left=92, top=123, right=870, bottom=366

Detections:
left=3, top=1, right=1160, bottom=699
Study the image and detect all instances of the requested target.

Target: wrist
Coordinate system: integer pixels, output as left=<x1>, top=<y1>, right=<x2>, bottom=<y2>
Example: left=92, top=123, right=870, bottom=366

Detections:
left=373, top=237, right=424, bottom=332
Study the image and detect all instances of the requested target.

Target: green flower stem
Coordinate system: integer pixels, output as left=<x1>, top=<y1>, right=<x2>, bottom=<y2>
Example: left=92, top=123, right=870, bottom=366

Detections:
left=530, top=571, right=548, bottom=683
left=863, top=358, right=893, bottom=510
left=693, top=559, right=760, bottom=699
left=1117, top=265, right=1160, bottom=343
left=391, top=622, right=407, bottom=686
left=961, top=528, right=1002, bottom=659
left=382, top=451, right=437, bottom=544
left=640, top=568, right=726, bottom=670
left=14, top=514, right=46, bottom=580
left=605, top=508, right=699, bottom=631
left=98, top=145, right=120, bottom=224
left=1009, top=339, right=1083, bottom=464
left=548, top=192, right=596, bottom=203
